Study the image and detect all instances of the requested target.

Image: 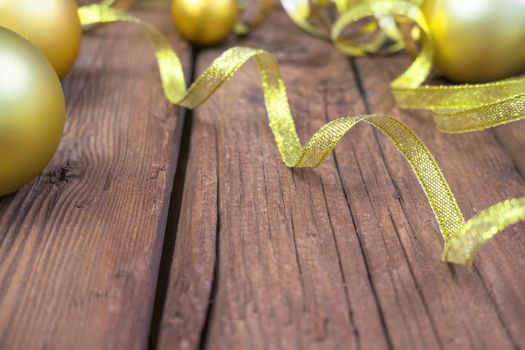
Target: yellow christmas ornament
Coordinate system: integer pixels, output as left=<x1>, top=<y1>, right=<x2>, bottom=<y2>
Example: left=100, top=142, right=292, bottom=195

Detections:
left=0, top=0, right=82, bottom=79
left=423, top=0, right=525, bottom=83
left=171, top=0, right=239, bottom=46
left=0, top=28, right=66, bottom=197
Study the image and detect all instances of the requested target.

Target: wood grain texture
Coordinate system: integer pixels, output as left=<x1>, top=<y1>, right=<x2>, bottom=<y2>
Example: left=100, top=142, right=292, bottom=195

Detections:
left=2, top=4, right=524, bottom=349
left=0, top=6, right=189, bottom=349
left=157, top=9, right=525, bottom=350
left=353, top=55, right=525, bottom=350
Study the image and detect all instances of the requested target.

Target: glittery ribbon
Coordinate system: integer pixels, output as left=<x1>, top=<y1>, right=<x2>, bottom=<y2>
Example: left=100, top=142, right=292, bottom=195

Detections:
left=281, top=0, right=525, bottom=133
left=78, top=4, right=525, bottom=264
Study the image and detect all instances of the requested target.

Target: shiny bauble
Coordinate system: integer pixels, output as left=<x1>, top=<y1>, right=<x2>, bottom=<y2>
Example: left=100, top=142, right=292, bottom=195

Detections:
left=423, top=0, right=525, bottom=83
left=0, top=28, right=66, bottom=196
left=0, top=0, right=82, bottom=79
left=171, top=0, right=239, bottom=46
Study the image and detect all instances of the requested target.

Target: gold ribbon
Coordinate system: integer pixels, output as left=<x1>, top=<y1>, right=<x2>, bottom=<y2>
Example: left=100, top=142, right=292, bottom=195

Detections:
left=282, top=0, right=525, bottom=133
left=78, top=4, right=525, bottom=264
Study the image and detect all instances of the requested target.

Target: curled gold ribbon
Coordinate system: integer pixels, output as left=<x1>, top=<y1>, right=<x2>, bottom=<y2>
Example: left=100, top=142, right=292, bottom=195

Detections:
left=78, top=4, right=525, bottom=264
left=282, top=0, right=525, bottom=134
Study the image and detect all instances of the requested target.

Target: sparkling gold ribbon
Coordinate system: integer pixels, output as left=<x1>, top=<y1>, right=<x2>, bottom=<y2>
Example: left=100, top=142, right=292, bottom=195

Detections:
left=78, top=4, right=525, bottom=264
left=282, top=0, right=525, bottom=133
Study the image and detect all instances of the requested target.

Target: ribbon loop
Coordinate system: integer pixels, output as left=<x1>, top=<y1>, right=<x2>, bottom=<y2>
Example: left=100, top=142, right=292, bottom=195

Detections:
left=78, top=4, right=525, bottom=264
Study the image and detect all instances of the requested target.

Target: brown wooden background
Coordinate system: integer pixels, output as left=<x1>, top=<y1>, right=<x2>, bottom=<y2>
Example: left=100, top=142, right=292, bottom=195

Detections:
left=0, top=3, right=524, bottom=349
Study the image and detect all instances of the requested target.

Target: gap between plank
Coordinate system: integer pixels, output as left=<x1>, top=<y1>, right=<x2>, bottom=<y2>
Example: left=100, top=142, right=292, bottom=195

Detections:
left=197, top=124, right=222, bottom=350
left=148, top=48, right=199, bottom=350
left=348, top=58, right=395, bottom=349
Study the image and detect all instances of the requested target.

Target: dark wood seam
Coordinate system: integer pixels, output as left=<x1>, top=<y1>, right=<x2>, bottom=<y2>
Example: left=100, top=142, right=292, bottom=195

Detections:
left=331, top=149, right=394, bottom=350
left=490, top=130, right=525, bottom=182
left=147, top=46, right=197, bottom=349
left=319, top=81, right=361, bottom=350
left=197, top=124, right=222, bottom=350
left=471, top=263, right=519, bottom=350
left=319, top=178, right=361, bottom=350
left=386, top=209, right=444, bottom=350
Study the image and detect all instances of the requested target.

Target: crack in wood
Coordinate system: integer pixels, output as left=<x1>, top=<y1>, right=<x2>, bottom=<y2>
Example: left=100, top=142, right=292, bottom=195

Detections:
left=197, top=124, right=222, bottom=350
left=491, top=129, right=525, bottom=182
left=471, top=264, right=519, bottom=350
left=331, top=148, right=394, bottom=350
left=147, top=47, right=198, bottom=350
left=386, top=209, right=444, bottom=350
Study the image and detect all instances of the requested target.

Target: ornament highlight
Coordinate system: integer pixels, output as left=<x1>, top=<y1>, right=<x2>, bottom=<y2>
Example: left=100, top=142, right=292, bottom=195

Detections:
left=0, top=28, right=66, bottom=196
left=171, top=0, right=239, bottom=46
left=423, top=0, right=525, bottom=83
left=0, top=0, right=83, bottom=79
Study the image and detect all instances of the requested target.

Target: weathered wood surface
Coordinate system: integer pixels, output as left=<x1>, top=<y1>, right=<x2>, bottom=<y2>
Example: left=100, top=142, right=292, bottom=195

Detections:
left=1, top=4, right=524, bottom=350
left=157, top=9, right=525, bottom=350
left=0, top=6, right=190, bottom=349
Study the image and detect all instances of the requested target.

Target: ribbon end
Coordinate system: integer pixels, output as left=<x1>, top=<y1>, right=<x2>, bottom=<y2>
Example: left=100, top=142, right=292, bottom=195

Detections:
left=441, top=244, right=473, bottom=265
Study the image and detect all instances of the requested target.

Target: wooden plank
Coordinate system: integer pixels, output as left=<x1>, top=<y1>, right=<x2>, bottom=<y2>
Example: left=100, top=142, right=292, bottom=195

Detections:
left=352, top=54, right=525, bottom=349
left=0, top=6, right=190, bottom=349
left=493, top=123, right=525, bottom=178
left=158, top=8, right=525, bottom=350
left=157, top=10, right=389, bottom=349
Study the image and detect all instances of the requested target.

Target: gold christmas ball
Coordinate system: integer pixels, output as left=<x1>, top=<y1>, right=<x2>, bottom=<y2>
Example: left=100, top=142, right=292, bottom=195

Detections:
left=0, top=28, right=66, bottom=196
left=423, top=0, right=525, bottom=83
left=171, top=0, right=239, bottom=46
left=0, top=0, right=82, bottom=79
